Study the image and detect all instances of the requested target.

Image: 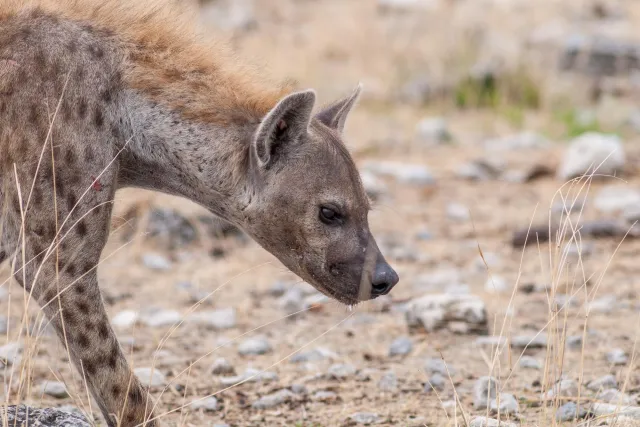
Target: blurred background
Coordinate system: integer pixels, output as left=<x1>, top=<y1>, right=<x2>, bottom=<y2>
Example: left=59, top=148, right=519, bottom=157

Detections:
left=3, top=0, right=640, bottom=426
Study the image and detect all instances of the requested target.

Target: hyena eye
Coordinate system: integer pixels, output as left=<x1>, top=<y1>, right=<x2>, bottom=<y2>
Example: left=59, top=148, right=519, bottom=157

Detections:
left=319, top=206, right=342, bottom=225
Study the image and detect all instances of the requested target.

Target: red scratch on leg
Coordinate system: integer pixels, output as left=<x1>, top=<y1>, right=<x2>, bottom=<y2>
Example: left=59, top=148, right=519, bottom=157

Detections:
left=91, top=176, right=103, bottom=192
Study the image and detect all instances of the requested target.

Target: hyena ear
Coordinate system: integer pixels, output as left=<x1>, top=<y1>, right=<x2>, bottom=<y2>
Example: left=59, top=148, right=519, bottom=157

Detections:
left=314, top=84, right=362, bottom=134
left=253, top=89, right=316, bottom=168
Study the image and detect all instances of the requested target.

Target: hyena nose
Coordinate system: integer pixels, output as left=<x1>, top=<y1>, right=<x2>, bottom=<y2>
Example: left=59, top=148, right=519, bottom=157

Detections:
left=371, top=262, right=399, bottom=297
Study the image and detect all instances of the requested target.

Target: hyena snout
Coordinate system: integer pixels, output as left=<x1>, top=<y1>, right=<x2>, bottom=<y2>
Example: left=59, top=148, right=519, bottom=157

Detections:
left=371, top=259, right=399, bottom=297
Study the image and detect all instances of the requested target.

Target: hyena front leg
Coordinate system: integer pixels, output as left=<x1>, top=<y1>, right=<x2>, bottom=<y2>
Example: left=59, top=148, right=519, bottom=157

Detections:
left=6, top=171, right=157, bottom=427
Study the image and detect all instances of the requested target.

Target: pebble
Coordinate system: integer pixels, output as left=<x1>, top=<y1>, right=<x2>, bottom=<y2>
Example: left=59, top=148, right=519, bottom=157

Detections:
left=424, top=358, right=456, bottom=376
left=141, top=253, right=172, bottom=270
left=446, top=203, right=470, bottom=221
left=327, top=363, right=356, bottom=380
left=349, top=412, right=381, bottom=425
left=545, top=379, right=579, bottom=399
left=469, top=417, right=517, bottom=427
left=238, top=336, right=272, bottom=355
left=378, top=371, right=398, bottom=391
left=556, top=402, right=589, bottom=422
left=519, top=356, right=542, bottom=370
left=489, top=393, right=519, bottom=415
left=510, top=333, right=548, bottom=350
left=190, top=397, right=218, bottom=411
left=598, top=388, right=633, bottom=405
left=473, top=376, right=500, bottom=409
left=360, top=171, right=388, bottom=201
left=484, top=276, right=509, bottom=294
left=0, top=342, right=22, bottom=366
left=587, top=295, right=617, bottom=313
left=291, top=384, right=307, bottom=395
left=252, top=389, right=294, bottom=409
left=140, top=309, right=181, bottom=328
left=406, top=293, right=487, bottom=334
left=416, top=117, right=451, bottom=144
left=210, top=358, right=235, bottom=376
left=112, top=310, right=139, bottom=329
left=591, top=402, right=640, bottom=420
left=557, top=132, right=625, bottom=180
left=388, top=337, right=413, bottom=356
left=278, top=288, right=305, bottom=314
left=218, top=368, right=278, bottom=386
left=186, top=308, right=237, bottom=329
left=484, top=131, right=550, bottom=151
left=594, top=186, right=640, bottom=214
left=0, top=405, right=91, bottom=427
left=606, top=348, right=629, bottom=365
left=41, top=381, right=69, bottom=399
left=0, top=316, right=7, bottom=334
left=587, top=374, right=617, bottom=391
left=363, top=161, right=435, bottom=186
left=290, top=347, right=338, bottom=363
left=313, top=390, right=337, bottom=401
left=425, top=373, right=446, bottom=391
left=134, top=367, right=166, bottom=387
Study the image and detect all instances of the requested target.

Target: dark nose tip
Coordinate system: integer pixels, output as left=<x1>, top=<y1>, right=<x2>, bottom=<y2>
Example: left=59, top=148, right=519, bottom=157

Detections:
left=371, top=262, right=399, bottom=297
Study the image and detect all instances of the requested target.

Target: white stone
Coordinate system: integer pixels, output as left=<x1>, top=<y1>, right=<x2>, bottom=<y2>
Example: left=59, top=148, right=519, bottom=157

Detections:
left=558, top=132, right=625, bottom=180
left=112, top=310, right=139, bottom=329
left=134, top=367, right=166, bottom=387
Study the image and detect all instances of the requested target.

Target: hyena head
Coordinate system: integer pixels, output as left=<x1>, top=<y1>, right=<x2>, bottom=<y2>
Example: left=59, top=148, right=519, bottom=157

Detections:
left=242, top=85, right=399, bottom=305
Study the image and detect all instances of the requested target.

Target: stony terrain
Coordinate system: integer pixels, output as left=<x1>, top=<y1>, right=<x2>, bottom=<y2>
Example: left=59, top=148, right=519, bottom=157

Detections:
left=2, top=0, right=640, bottom=426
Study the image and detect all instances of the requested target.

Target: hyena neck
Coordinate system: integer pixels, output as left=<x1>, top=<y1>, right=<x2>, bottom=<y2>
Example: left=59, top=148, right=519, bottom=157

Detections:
left=117, top=90, right=258, bottom=223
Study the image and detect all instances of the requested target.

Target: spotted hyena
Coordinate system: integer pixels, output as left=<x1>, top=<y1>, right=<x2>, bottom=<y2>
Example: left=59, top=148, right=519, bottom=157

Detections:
left=0, top=0, right=399, bottom=425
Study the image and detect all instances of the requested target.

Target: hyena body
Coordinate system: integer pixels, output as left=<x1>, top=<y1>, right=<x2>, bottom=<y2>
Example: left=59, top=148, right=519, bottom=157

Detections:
left=0, top=1, right=398, bottom=426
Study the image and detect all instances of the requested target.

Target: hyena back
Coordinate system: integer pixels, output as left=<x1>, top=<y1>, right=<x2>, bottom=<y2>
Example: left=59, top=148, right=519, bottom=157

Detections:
left=0, top=1, right=398, bottom=426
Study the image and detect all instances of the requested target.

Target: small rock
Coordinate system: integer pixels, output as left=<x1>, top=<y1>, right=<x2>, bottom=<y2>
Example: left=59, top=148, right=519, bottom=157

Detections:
left=0, top=405, right=91, bottom=426
left=566, top=335, right=583, bottom=350
left=186, top=308, right=236, bottom=329
left=425, top=373, right=446, bottom=392
left=490, top=393, right=519, bottom=415
left=519, top=356, right=542, bottom=370
left=145, top=208, right=197, bottom=249
left=474, top=376, right=500, bottom=409
left=378, top=371, right=397, bottom=391
left=252, top=389, right=294, bottom=409
left=594, top=186, right=640, bottom=214
left=587, top=374, right=617, bottom=391
left=0, top=342, right=22, bottom=366
left=291, top=347, right=338, bottom=363
left=475, top=336, right=507, bottom=347
left=268, top=281, right=288, bottom=297
left=141, top=253, right=172, bottom=271
left=587, top=295, right=617, bottom=313
left=455, top=159, right=503, bottom=181
left=598, top=388, right=633, bottom=404
left=218, top=368, right=277, bottom=386
left=606, top=348, right=629, bottom=365
left=416, top=117, right=451, bottom=145
left=41, top=381, right=69, bottom=399
left=556, top=402, right=589, bottom=422
left=238, top=337, right=272, bottom=356
left=112, top=310, right=139, bottom=329
left=312, top=390, right=337, bottom=401
left=327, top=363, right=356, bottom=380
left=484, top=276, right=509, bottom=294
left=190, top=397, right=218, bottom=412
left=388, top=337, right=413, bottom=356
left=140, top=310, right=181, bottom=328
left=349, top=412, right=381, bottom=425
left=406, top=293, right=487, bottom=334
left=363, top=161, right=435, bottom=186
left=424, top=358, right=456, bottom=376
left=545, top=379, right=579, bottom=399
left=469, top=416, right=517, bottom=427
left=134, top=367, right=166, bottom=387
left=485, top=131, right=550, bottom=151
left=591, top=402, right=640, bottom=420
left=291, top=384, right=307, bottom=395
left=278, top=288, right=305, bottom=314
left=210, top=358, right=235, bottom=376
left=446, top=203, right=470, bottom=221
left=557, top=132, right=625, bottom=180
left=511, top=334, right=548, bottom=350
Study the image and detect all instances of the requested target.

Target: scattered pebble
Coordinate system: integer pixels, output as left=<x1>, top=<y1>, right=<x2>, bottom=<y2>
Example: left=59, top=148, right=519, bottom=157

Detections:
left=363, top=161, right=435, bottom=186
left=446, top=203, right=470, bottom=221
left=469, top=416, right=517, bottom=427
left=112, top=310, right=139, bottom=329
left=587, top=374, right=617, bottom=391
left=557, top=132, right=625, bottom=180
left=597, top=388, right=633, bottom=405
left=134, top=367, right=166, bottom=387
left=327, top=363, right=356, bottom=380
left=519, top=356, right=542, bottom=370
left=40, top=381, right=69, bottom=399
left=186, top=308, right=237, bottom=329
left=291, top=347, right=338, bottom=363
left=473, top=376, right=500, bottom=409
left=594, top=186, right=640, bottom=214
left=378, top=371, right=398, bottom=391
left=606, top=348, right=629, bottom=366
left=252, top=389, right=294, bottom=409
left=238, top=336, right=272, bottom=355
left=545, top=379, right=579, bottom=399
left=313, top=390, right=337, bottom=401
left=211, top=358, right=235, bottom=376
left=190, top=397, right=218, bottom=412
left=141, top=253, right=172, bottom=271
left=425, top=373, right=446, bottom=392
left=388, top=337, right=413, bottom=357
left=489, top=393, right=519, bottom=415
left=556, top=402, right=589, bottom=422
left=406, top=293, right=487, bottom=334
left=349, top=412, right=381, bottom=425
left=140, top=310, right=181, bottom=328
left=424, top=358, right=456, bottom=376
left=416, top=116, right=451, bottom=144
left=484, top=276, right=509, bottom=294
left=0, top=342, right=22, bottom=366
